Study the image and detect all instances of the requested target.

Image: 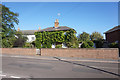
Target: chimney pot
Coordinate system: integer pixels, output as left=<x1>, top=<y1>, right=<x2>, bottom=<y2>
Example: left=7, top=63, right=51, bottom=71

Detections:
left=54, top=19, right=59, bottom=28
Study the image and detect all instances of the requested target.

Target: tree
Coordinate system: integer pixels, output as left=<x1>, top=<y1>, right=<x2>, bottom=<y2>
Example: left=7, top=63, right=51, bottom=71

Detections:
left=13, top=31, right=28, bottom=47
left=90, top=32, right=104, bottom=48
left=77, top=32, right=94, bottom=48
left=78, top=32, right=90, bottom=42
left=90, top=32, right=103, bottom=41
left=1, top=5, right=19, bottom=47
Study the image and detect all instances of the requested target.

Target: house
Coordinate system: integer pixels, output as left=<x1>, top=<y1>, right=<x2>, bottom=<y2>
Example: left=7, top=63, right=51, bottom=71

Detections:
left=104, top=25, right=120, bottom=43
left=104, top=25, right=120, bottom=48
left=36, top=19, right=76, bottom=48
left=17, top=27, right=40, bottom=43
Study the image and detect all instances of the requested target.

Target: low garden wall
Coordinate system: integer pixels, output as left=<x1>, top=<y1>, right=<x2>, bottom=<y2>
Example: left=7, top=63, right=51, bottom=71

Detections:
left=41, top=48, right=119, bottom=60
left=2, top=48, right=119, bottom=60
left=2, top=48, right=37, bottom=56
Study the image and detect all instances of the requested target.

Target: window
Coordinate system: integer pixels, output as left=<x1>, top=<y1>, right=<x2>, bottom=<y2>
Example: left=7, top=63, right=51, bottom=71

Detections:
left=31, top=37, right=35, bottom=40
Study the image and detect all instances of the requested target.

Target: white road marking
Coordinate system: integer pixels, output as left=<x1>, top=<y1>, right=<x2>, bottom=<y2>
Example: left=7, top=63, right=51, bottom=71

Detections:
left=0, top=74, right=6, bottom=77
left=10, top=76, right=21, bottom=78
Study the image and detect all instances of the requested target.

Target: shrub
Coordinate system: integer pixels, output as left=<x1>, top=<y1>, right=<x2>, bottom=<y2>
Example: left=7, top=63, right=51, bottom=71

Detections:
left=87, top=40, right=94, bottom=47
left=81, top=42, right=89, bottom=48
left=81, top=41, right=94, bottom=48
left=94, top=39, right=104, bottom=48
left=108, top=42, right=119, bottom=48
left=23, top=43, right=33, bottom=48
left=55, top=44, right=62, bottom=48
left=42, top=43, right=52, bottom=48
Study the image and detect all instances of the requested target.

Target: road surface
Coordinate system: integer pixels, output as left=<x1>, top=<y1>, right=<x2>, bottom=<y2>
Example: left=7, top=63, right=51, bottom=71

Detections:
left=1, top=54, right=120, bottom=78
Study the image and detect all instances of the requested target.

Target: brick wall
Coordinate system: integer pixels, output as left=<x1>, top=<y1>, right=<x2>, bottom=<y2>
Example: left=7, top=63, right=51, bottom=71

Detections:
left=41, top=48, right=119, bottom=60
left=2, top=48, right=37, bottom=56
left=2, top=48, right=119, bottom=60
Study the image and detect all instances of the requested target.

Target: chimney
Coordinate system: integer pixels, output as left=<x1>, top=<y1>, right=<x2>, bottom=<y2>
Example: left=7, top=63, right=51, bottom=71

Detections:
left=54, top=19, right=59, bottom=28
left=17, top=27, right=20, bottom=31
left=39, top=27, right=41, bottom=31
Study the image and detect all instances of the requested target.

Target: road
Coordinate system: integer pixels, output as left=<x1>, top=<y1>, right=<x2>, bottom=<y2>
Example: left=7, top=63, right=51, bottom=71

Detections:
left=1, top=54, right=120, bottom=78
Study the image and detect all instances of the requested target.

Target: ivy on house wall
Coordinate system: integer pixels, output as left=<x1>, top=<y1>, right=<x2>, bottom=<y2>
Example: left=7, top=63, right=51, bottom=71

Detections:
left=34, top=29, right=77, bottom=48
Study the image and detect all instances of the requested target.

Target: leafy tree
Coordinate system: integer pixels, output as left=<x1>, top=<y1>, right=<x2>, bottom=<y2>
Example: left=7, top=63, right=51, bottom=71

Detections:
left=0, top=4, right=2, bottom=47
left=13, top=31, right=28, bottom=47
left=90, top=32, right=103, bottom=41
left=77, top=32, right=94, bottom=48
left=90, top=32, right=104, bottom=48
left=78, top=32, right=90, bottom=42
left=1, top=5, right=19, bottom=47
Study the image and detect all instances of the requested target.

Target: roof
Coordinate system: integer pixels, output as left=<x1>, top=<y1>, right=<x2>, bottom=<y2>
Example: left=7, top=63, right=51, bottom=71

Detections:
left=38, top=26, right=75, bottom=32
left=20, top=30, right=38, bottom=35
left=19, top=26, right=76, bottom=35
left=104, top=25, right=120, bottom=34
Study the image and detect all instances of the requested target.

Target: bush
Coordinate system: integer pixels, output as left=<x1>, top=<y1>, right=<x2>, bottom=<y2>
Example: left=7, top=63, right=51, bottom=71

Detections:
left=42, top=43, right=52, bottom=48
left=108, top=42, right=119, bottom=48
left=81, top=42, right=90, bottom=48
left=23, top=43, right=33, bottom=48
left=87, top=40, right=94, bottom=47
left=81, top=41, right=94, bottom=48
left=31, top=41, right=35, bottom=47
left=94, top=39, right=104, bottom=48
left=55, top=44, right=62, bottom=48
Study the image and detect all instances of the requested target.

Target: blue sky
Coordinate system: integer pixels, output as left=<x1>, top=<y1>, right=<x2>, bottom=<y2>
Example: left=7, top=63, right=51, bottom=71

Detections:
left=2, top=2, right=118, bottom=38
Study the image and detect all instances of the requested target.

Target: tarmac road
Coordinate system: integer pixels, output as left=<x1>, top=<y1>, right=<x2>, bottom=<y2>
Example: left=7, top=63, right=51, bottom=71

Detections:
left=1, top=54, right=120, bottom=78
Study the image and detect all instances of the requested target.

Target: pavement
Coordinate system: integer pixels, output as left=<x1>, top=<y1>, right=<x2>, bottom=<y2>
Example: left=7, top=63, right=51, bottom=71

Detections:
left=1, top=54, right=120, bottom=78
left=1, top=54, right=120, bottom=63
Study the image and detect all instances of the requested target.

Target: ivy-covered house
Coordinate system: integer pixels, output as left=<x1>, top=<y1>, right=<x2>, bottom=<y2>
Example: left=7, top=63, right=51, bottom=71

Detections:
left=35, top=19, right=78, bottom=48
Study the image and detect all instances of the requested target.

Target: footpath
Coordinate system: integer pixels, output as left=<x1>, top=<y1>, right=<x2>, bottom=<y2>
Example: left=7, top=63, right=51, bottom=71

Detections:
left=1, top=54, right=120, bottom=63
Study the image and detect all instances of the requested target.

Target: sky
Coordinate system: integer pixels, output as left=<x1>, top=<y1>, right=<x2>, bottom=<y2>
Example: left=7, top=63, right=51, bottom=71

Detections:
left=2, top=2, right=118, bottom=38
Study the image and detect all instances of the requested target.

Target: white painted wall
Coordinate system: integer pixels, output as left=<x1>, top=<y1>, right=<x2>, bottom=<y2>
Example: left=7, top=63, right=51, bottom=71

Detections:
left=23, top=35, right=36, bottom=42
